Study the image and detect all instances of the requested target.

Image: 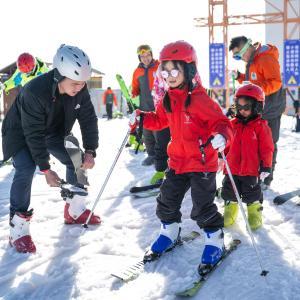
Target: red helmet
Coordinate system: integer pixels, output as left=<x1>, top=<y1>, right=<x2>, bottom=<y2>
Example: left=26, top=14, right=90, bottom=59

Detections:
left=235, top=83, right=265, bottom=102
left=159, top=40, right=197, bottom=64
left=17, top=53, right=36, bottom=74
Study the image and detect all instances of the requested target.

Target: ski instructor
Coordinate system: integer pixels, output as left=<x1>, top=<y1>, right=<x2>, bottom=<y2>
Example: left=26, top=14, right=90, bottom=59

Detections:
left=1, top=44, right=101, bottom=254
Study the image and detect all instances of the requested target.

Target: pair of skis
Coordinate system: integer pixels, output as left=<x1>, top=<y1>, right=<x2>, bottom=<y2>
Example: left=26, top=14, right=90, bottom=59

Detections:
left=111, top=231, right=241, bottom=297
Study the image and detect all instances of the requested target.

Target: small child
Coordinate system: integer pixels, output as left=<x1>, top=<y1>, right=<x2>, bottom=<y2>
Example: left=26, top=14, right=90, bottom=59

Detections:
left=221, top=83, right=274, bottom=230
left=130, top=41, right=233, bottom=270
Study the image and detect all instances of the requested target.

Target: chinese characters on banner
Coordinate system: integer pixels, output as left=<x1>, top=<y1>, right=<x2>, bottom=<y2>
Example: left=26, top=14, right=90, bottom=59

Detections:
left=284, top=40, right=300, bottom=87
left=209, top=43, right=225, bottom=88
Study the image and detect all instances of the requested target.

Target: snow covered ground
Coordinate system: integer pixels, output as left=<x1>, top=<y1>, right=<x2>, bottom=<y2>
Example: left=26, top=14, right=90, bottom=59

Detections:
left=0, top=115, right=299, bottom=300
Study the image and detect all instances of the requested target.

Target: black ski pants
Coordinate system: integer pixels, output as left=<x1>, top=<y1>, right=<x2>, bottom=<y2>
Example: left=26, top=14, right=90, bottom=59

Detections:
left=221, top=174, right=261, bottom=204
left=106, top=103, right=113, bottom=119
left=264, top=115, right=281, bottom=185
left=156, top=169, right=223, bottom=231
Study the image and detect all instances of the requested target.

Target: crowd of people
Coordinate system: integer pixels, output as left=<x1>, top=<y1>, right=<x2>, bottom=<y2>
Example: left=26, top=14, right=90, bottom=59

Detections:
left=0, top=36, right=289, bottom=273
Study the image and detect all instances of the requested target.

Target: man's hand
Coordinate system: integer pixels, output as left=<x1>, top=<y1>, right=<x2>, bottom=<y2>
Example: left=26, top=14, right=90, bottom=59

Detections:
left=82, top=152, right=95, bottom=169
left=44, top=169, right=61, bottom=187
left=230, top=70, right=239, bottom=80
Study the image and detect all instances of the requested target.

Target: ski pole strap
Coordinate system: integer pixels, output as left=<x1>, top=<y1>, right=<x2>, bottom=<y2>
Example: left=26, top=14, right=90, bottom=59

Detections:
left=135, top=114, right=144, bottom=154
left=199, top=136, right=214, bottom=165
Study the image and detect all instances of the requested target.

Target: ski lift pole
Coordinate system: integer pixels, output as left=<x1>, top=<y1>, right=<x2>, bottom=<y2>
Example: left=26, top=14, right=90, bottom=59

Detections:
left=220, top=151, right=269, bottom=277
left=82, top=129, right=131, bottom=229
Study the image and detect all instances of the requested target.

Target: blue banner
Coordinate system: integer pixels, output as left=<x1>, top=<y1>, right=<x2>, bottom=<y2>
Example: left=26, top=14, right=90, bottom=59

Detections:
left=209, top=43, right=225, bottom=88
left=284, top=40, right=300, bottom=87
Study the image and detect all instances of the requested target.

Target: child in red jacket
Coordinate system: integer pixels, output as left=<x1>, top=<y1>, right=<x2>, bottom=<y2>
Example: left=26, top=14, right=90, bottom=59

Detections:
left=130, top=41, right=233, bottom=272
left=221, top=83, right=274, bottom=230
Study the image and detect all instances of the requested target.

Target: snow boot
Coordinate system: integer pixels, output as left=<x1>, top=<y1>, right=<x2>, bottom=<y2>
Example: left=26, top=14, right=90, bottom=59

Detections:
left=64, top=195, right=101, bottom=225
left=142, top=155, right=155, bottom=166
left=247, top=201, right=262, bottom=230
left=200, top=228, right=224, bottom=272
left=223, top=201, right=239, bottom=227
left=9, top=209, right=36, bottom=253
left=150, top=171, right=165, bottom=185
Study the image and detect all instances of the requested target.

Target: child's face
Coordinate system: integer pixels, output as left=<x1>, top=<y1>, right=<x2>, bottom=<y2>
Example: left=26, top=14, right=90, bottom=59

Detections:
left=161, top=61, right=185, bottom=88
left=140, top=51, right=153, bottom=67
left=236, top=97, right=252, bottom=118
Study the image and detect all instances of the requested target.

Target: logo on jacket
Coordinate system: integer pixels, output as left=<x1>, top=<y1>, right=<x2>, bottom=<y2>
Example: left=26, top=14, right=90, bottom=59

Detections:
left=74, top=104, right=81, bottom=110
left=251, top=72, right=257, bottom=80
left=184, top=113, right=192, bottom=124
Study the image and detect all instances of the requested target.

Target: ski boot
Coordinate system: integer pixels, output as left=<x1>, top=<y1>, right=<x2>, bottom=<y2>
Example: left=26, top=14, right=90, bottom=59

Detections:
left=144, top=222, right=180, bottom=262
left=150, top=171, right=165, bottom=185
left=247, top=201, right=263, bottom=230
left=199, top=228, right=224, bottom=275
left=62, top=187, right=101, bottom=225
left=223, top=201, right=239, bottom=227
left=9, top=209, right=36, bottom=253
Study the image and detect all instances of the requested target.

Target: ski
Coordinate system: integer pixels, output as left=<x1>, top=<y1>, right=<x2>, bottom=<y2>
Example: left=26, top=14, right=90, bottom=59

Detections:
left=64, top=135, right=88, bottom=186
left=132, top=189, right=160, bottom=199
left=273, top=189, right=300, bottom=205
left=176, top=239, right=241, bottom=297
left=111, top=231, right=200, bottom=282
left=116, top=74, right=138, bottom=113
left=130, top=183, right=161, bottom=193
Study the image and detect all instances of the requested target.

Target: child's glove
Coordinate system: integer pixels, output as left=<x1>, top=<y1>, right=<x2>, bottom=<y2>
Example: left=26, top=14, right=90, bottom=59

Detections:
left=211, top=134, right=226, bottom=152
left=128, top=109, right=141, bottom=133
left=260, top=172, right=270, bottom=181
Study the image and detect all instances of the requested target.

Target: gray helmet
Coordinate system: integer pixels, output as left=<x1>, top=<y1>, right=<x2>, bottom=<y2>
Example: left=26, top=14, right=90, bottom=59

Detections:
left=53, top=44, right=92, bottom=81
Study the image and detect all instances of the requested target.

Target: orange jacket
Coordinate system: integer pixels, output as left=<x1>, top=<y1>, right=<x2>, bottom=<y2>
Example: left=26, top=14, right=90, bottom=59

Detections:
left=238, top=43, right=282, bottom=96
left=102, top=89, right=117, bottom=105
left=131, top=60, right=159, bottom=111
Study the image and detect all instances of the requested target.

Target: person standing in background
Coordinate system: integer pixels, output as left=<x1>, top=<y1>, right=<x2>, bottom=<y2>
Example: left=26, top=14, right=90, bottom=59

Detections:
left=102, top=87, right=117, bottom=120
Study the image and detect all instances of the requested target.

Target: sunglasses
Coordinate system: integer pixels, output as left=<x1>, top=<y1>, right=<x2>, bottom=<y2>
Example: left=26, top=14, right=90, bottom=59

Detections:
left=161, top=69, right=180, bottom=79
left=233, top=41, right=251, bottom=60
left=236, top=103, right=252, bottom=111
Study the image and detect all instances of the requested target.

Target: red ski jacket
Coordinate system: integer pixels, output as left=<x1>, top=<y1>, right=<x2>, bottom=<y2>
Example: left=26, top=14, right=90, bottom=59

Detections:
left=225, top=117, right=274, bottom=177
left=142, top=85, right=233, bottom=174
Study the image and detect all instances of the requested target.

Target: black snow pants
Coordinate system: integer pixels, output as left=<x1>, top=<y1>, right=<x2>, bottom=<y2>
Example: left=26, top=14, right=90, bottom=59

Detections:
left=156, top=169, right=223, bottom=231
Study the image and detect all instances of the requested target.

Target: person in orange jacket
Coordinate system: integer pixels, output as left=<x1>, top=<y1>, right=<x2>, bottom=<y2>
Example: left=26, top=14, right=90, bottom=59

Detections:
left=221, top=83, right=274, bottom=231
left=129, top=41, right=233, bottom=270
left=229, top=36, right=286, bottom=189
left=131, top=45, right=170, bottom=173
left=102, top=87, right=117, bottom=120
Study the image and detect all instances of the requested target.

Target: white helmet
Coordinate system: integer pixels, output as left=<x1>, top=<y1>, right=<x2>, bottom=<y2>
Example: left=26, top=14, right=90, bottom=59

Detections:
left=53, top=44, right=92, bottom=81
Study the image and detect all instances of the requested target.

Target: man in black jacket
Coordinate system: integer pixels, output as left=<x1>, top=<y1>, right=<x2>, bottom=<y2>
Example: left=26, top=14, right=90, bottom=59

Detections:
left=2, top=45, right=100, bottom=253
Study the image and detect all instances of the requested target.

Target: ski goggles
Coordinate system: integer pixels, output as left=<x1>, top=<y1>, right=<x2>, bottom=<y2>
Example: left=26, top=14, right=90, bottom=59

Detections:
left=233, top=39, right=252, bottom=61
left=160, top=69, right=180, bottom=79
left=137, top=45, right=152, bottom=55
left=236, top=103, right=252, bottom=111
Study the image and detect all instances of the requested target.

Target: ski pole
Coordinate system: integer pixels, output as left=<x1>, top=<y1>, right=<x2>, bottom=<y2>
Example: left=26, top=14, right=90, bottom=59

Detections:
left=220, top=151, right=269, bottom=277
left=82, top=129, right=131, bottom=229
